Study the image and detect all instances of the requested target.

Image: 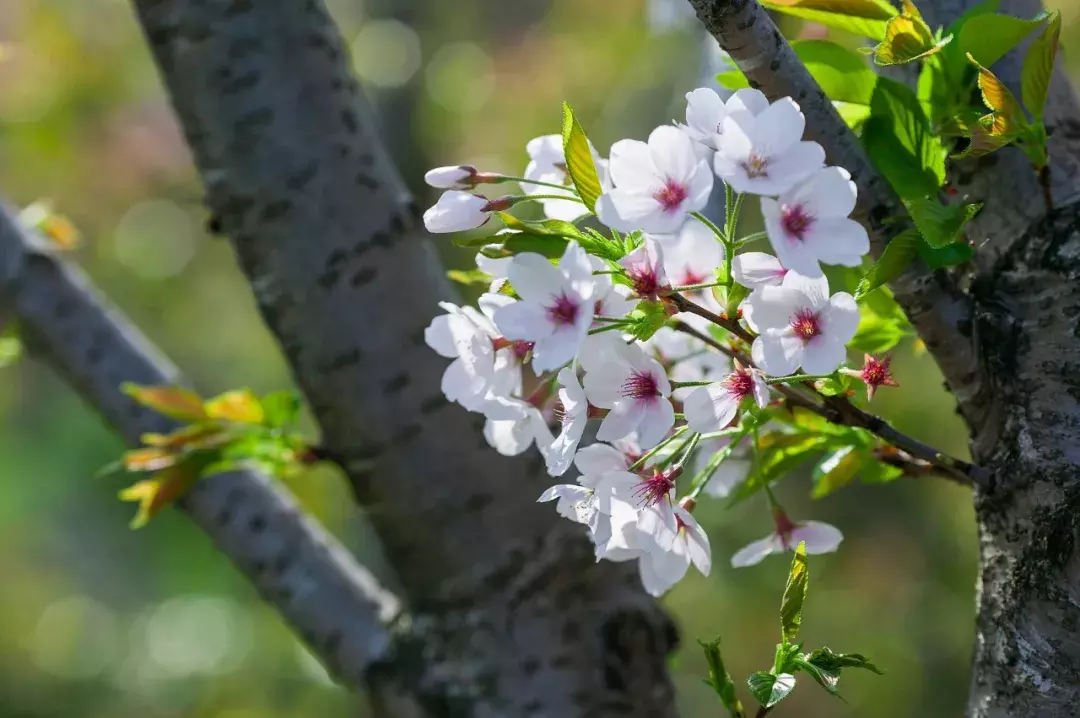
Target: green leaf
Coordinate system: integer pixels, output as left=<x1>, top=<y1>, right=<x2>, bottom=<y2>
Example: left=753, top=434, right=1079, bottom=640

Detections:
left=864, top=79, right=947, bottom=199
left=917, top=239, right=974, bottom=269
left=861, top=459, right=905, bottom=484
left=719, top=40, right=877, bottom=108
left=446, top=267, right=494, bottom=286
left=0, top=323, right=22, bottom=369
left=747, top=671, right=797, bottom=708
left=761, top=0, right=897, bottom=41
left=727, top=433, right=833, bottom=505
left=502, top=233, right=569, bottom=259
left=855, top=228, right=921, bottom=300
left=122, top=383, right=208, bottom=422
left=579, top=227, right=629, bottom=261
left=850, top=309, right=907, bottom=354
left=561, top=103, right=603, bottom=213
left=969, top=53, right=1028, bottom=133
left=1022, top=11, right=1061, bottom=122
left=793, top=655, right=841, bottom=695
left=814, top=373, right=853, bottom=397
left=905, top=198, right=982, bottom=248
left=699, top=638, right=746, bottom=716
left=874, top=1, right=951, bottom=67
left=627, top=301, right=669, bottom=342
left=812, top=446, right=866, bottom=498
left=834, top=101, right=873, bottom=132
left=806, top=647, right=883, bottom=675
left=781, top=541, right=810, bottom=642
left=959, top=13, right=1043, bottom=68
left=716, top=68, right=749, bottom=91
left=261, top=391, right=301, bottom=428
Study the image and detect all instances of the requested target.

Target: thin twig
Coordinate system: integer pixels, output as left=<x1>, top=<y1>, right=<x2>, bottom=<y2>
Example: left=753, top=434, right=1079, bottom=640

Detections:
left=669, top=292, right=986, bottom=487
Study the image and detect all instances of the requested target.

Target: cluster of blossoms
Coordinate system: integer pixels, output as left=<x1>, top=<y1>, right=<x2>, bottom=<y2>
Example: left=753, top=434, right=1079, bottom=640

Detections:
left=422, top=87, right=887, bottom=597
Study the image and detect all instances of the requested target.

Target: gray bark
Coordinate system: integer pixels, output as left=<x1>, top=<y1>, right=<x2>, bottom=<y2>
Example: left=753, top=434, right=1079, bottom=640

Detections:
left=688, top=0, right=1080, bottom=715
left=129, top=1, right=677, bottom=716
left=0, top=202, right=400, bottom=690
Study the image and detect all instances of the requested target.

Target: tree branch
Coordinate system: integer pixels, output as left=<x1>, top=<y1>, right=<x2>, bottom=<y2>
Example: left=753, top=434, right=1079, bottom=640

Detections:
left=684, top=0, right=987, bottom=436
left=0, top=201, right=401, bottom=690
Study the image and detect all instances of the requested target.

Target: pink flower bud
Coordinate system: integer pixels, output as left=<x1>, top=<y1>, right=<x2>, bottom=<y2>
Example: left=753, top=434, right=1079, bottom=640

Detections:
left=424, top=165, right=478, bottom=189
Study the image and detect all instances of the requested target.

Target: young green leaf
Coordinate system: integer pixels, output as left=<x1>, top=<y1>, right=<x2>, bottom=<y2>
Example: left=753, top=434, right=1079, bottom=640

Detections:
left=850, top=310, right=908, bottom=354
left=205, top=389, right=266, bottom=425
left=561, top=103, right=603, bottom=212
left=261, top=391, right=301, bottom=428
left=119, top=457, right=209, bottom=529
left=1022, top=10, right=1061, bottom=122
left=873, top=0, right=951, bottom=66
left=855, top=228, right=921, bottom=300
left=761, top=0, right=897, bottom=41
left=122, top=383, right=208, bottom=422
left=905, top=198, right=982, bottom=248
left=969, top=53, right=1028, bottom=133
left=626, top=301, right=670, bottom=342
left=793, top=655, right=842, bottom=694
left=806, top=647, right=884, bottom=675
left=727, top=433, right=833, bottom=506
left=861, top=459, right=905, bottom=484
left=699, top=637, right=747, bottom=717
left=864, top=79, right=947, bottom=199
left=747, top=671, right=797, bottom=708
left=446, top=268, right=495, bottom=286
left=781, top=541, right=810, bottom=643
left=959, top=13, right=1044, bottom=68
left=812, top=446, right=866, bottom=498
left=917, top=239, right=974, bottom=268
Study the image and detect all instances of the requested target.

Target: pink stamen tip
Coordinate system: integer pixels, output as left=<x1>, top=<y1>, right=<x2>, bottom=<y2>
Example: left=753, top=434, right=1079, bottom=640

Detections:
left=781, top=203, right=814, bottom=240
left=654, top=178, right=688, bottom=213
left=790, top=308, right=821, bottom=342
left=723, top=369, right=754, bottom=399
left=545, top=292, right=580, bottom=327
left=742, top=153, right=769, bottom=179
left=681, top=270, right=706, bottom=286
left=629, top=268, right=662, bottom=297
left=621, top=371, right=660, bottom=401
left=634, top=470, right=676, bottom=506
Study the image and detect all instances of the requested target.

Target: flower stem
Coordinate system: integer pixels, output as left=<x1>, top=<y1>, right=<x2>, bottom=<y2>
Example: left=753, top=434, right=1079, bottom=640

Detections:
left=519, top=193, right=587, bottom=204
left=628, top=425, right=689, bottom=472
left=491, top=174, right=581, bottom=194
left=588, top=323, right=627, bottom=335
left=669, top=280, right=727, bottom=293
left=670, top=380, right=712, bottom=389
left=672, top=431, right=702, bottom=471
left=691, top=211, right=728, bottom=244
left=766, top=374, right=830, bottom=385
left=734, top=231, right=769, bottom=247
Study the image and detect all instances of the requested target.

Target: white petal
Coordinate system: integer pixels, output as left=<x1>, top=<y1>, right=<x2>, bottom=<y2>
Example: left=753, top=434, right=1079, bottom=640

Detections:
left=678, top=509, right=712, bottom=575
left=790, top=521, right=844, bottom=554
left=731, top=252, right=786, bottom=289
left=749, top=98, right=804, bottom=158
left=508, top=253, right=569, bottom=304
left=767, top=141, right=826, bottom=191
left=753, top=332, right=803, bottom=377
left=532, top=326, right=585, bottom=373
left=425, top=165, right=474, bottom=189
left=424, top=314, right=458, bottom=358
left=494, top=300, right=553, bottom=343
left=597, top=400, right=646, bottom=442
left=746, top=284, right=807, bottom=332
left=559, top=241, right=595, bottom=290
left=574, top=443, right=630, bottom=480
left=686, top=160, right=715, bottom=213
left=648, top=125, right=699, bottom=185
left=640, top=502, right=678, bottom=551
left=793, top=166, right=857, bottom=218
left=731, top=534, right=782, bottom=567
left=423, top=191, right=489, bottom=233
left=686, top=87, right=727, bottom=138
left=751, top=373, right=771, bottom=408
left=608, top=138, right=660, bottom=192
left=726, top=88, right=769, bottom=118
left=636, top=399, right=676, bottom=449
left=596, top=190, right=663, bottom=233
left=582, top=364, right=627, bottom=408
left=821, top=292, right=861, bottom=344
left=781, top=271, right=831, bottom=307
left=684, top=384, right=740, bottom=434
left=803, top=218, right=870, bottom=265
left=483, top=417, right=534, bottom=456
left=800, top=334, right=848, bottom=375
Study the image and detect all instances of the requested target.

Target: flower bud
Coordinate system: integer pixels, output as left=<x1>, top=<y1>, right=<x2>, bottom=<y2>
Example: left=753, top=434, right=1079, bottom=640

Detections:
left=424, top=165, right=478, bottom=190
left=423, top=191, right=492, bottom=233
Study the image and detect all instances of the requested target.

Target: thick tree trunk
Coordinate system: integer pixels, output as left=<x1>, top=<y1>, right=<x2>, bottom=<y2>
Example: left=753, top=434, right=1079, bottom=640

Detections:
left=129, top=1, right=677, bottom=716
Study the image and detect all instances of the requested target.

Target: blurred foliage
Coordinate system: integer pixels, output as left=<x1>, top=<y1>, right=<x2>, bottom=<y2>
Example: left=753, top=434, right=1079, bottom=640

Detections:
left=1, top=0, right=1076, bottom=716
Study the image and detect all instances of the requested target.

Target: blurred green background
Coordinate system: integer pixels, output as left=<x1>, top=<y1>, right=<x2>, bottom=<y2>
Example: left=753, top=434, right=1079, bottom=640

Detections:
left=1, top=0, right=1074, bottom=715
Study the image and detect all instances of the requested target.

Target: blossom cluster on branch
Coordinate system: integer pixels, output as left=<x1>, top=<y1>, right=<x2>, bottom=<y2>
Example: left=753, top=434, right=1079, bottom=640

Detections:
left=421, top=88, right=897, bottom=597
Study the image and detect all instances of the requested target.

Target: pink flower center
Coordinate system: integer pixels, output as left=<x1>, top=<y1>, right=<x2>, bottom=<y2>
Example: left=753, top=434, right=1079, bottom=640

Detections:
left=545, top=292, right=580, bottom=327
left=634, top=470, right=676, bottom=507
left=781, top=203, right=814, bottom=240
left=628, top=266, right=662, bottom=297
left=862, top=355, right=891, bottom=387
left=773, top=510, right=800, bottom=550
left=722, top=369, right=754, bottom=399
left=681, top=270, right=706, bottom=286
left=654, top=178, right=688, bottom=213
left=621, top=370, right=660, bottom=402
left=742, top=153, right=769, bottom=179
left=790, top=308, right=821, bottom=343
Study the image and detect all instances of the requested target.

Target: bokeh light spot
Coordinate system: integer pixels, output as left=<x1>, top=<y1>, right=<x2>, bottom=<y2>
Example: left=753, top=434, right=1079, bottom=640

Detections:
left=426, top=42, right=495, bottom=113
left=31, top=595, right=119, bottom=679
left=113, top=199, right=196, bottom=279
left=352, top=19, right=422, bottom=88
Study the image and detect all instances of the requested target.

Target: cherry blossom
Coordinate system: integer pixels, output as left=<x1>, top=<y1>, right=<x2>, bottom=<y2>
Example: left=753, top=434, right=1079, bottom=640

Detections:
left=731, top=512, right=843, bottom=567
left=523, top=134, right=608, bottom=222
left=731, top=251, right=788, bottom=289
left=581, top=336, right=675, bottom=448
left=493, top=242, right=596, bottom=373
left=647, top=322, right=731, bottom=403
left=483, top=401, right=553, bottom=457
left=596, top=125, right=713, bottom=235
left=713, top=97, right=825, bottom=196
left=761, top=166, right=869, bottom=277
left=684, top=360, right=771, bottom=433
left=425, top=165, right=479, bottom=189
left=637, top=503, right=711, bottom=597
left=594, top=468, right=680, bottom=552
left=619, top=239, right=669, bottom=300
left=679, top=87, right=769, bottom=152
left=656, top=220, right=724, bottom=288
left=423, top=191, right=510, bottom=233
left=547, top=368, right=590, bottom=476
left=746, top=272, right=859, bottom=377
left=474, top=251, right=512, bottom=292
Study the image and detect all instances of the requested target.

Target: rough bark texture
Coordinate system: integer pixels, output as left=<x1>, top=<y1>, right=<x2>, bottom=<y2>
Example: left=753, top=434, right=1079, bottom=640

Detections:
left=0, top=202, right=400, bottom=690
left=129, top=1, right=677, bottom=716
left=691, top=0, right=1080, bottom=715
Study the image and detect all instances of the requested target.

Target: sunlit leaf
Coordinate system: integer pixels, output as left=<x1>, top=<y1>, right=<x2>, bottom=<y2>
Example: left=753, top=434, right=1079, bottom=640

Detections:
left=446, top=268, right=494, bottom=286
left=18, top=200, right=81, bottom=250
left=122, top=446, right=180, bottom=472
left=874, top=1, right=951, bottom=67
left=561, top=102, right=603, bottom=212
left=119, top=461, right=203, bottom=529
left=719, top=40, right=876, bottom=108
left=905, top=198, right=982, bottom=248
left=1022, top=10, right=1061, bottom=121
left=781, top=541, right=810, bottom=642
left=959, top=13, right=1044, bottom=68
left=748, top=671, right=797, bottom=708
left=863, top=79, right=947, bottom=199
left=811, top=446, right=866, bottom=498
left=205, top=389, right=265, bottom=425
left=855, top=228, right=921, bottom=300
left=139, top=424, right=227, bottom=451
left=122, top=383, right=207, bottom=422
left=261, top=391, right=301, bottom=428
left=917, top=239, right=974, bottom=268
left=806, top=647, right=883, bottom=675
left=762, top=0, right=897, bottom=40
left=968, top=53, right=1027, bottom=133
